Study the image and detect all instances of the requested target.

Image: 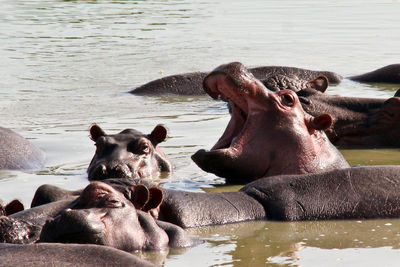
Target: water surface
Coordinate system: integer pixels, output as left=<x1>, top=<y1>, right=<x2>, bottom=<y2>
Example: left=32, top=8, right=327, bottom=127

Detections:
left=1, top=0, right=400, bottom=266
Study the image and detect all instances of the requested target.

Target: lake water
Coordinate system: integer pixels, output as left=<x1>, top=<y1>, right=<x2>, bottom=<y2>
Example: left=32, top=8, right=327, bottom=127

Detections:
left=1, top=0, right=400, bottom=266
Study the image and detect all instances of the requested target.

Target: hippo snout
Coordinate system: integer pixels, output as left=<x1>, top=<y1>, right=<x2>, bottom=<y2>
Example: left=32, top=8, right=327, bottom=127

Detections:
left=88, top=162, right=134, bottom=180
left=40, top=209, right=105, bottom=244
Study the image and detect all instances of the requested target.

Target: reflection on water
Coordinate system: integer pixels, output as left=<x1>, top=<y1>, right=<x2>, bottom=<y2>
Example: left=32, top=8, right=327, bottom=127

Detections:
left=1, top=0, right=400, bottom=266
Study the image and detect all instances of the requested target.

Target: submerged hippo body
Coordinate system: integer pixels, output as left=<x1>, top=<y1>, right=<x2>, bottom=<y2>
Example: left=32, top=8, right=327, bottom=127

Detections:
left=296, top=87, right=400, bottom=147
left=191, top=62, right=349, bottom=183
left=87, top=124, right=173, bottom=180
left=130, top=64, right=400, bottom=96
left=349, top=64, right=400, bottom=83
left=156, top=166, right=400, bottom=227
left=1, top=182, right=197, bottom=253
left=31, top=166, right=400, bottom=229
left=130, top=66, right=342, bottom=95
left=0, top=243, right=156, bottom=267
left=0, top=127, right=45, bottom=170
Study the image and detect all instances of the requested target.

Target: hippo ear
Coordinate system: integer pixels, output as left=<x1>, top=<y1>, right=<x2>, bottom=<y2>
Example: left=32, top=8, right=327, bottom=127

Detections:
left=5, top=199, right=24, bottom=216
left=143, top=187, right=164, bottom=212
left=89, top=124, right=106, bottom=141
left=131, top=185, right=150, bottom=210
left=308, top=113, right=333, bottom=132
left=149, top=124, right=168, bottom=145
left=306, top=75, right=329, bottom=93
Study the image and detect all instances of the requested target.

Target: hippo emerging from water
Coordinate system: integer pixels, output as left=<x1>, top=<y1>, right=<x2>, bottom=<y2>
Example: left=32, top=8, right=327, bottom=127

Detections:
left=0, top=127, right=45, bottom=170
left=0, top=243, right=156, bottom=266
left=191, top=62, right=349, bottom=183
left=21, top=165, right=400, bottom=230
left=87, top=124, right=173, bottom=180
left=296, top=86, right=400, bottom=148
left=130, top=64, right=400, bottom=96
left=130, top=65, right=342, bottom=95
left=1, top=181, right=197, bottom=252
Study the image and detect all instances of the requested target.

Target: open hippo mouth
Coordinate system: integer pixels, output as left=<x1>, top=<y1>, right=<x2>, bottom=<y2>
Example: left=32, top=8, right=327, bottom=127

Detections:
left=191, top=62, right=279, bottom=182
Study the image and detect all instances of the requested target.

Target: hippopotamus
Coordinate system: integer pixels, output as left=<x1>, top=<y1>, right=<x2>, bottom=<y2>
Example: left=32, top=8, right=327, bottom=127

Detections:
left=1, top=181, right=197, bottom=252
left=130, top=64, right=400, bottom=96
left=0, top=127, right=45, bottom=170
left=0, top=243, right=156, bottom=267
left=296, top=86, right=400, bottom=147
left=28, top=165, right=400, bottom=229
left=191, top=62, right=349, bottom=183
left=87, top=124, right=173, bottom=180
left=130, top=66, right=342, bottom=95
left=349, top=64, right=400, bottom=83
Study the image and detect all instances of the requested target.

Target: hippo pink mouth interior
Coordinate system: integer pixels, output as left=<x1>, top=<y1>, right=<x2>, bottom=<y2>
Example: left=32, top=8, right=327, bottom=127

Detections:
left=191, top=70, right=274, bottom=182
left=205, top=74, right=251, bottom=151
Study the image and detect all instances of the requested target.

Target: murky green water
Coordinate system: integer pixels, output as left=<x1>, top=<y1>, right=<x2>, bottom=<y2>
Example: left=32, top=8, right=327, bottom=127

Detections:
left=1, top=0, right=400, bottom=266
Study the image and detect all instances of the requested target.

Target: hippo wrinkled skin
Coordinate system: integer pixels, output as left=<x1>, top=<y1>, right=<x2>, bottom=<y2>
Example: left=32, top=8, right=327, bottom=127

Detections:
left=87, top=124, right=173, bottom=180
left=0, top=127, right=45, bottom=170
left=191, top=62, right=349, bottom=183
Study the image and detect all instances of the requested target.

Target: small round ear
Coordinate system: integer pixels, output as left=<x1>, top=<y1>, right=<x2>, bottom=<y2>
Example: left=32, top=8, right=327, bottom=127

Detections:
left=308, top=113, right=333, bottom=131
left=5, top=199, right=24, bottom=216
left=143, top=187, right=164, bottom=212
left=131, top=185, right=150, bottom=210
left=307, top=75, right=329, bottom=93
left=149, top=124, right=168, bottom=145
left=89, top=124, right=106, bottom=141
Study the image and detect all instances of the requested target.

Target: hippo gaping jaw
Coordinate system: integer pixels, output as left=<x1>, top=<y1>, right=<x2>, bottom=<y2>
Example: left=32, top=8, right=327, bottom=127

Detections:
left=192, top=62, right=349, bottom=183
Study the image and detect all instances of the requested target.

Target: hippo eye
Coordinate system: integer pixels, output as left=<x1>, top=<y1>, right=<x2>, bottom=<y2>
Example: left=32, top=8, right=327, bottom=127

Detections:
left=129, top=139, right=150, bottom=155
left=282, top=93, right=295, bottom=107
left=140, top=143, right=150, bottom=154
left=97, top=196, right=123, bottom=208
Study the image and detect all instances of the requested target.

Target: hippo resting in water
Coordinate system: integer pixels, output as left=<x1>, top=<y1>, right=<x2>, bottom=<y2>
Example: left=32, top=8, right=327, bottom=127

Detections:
left=130, top=65, right=342, bottom=95
left=87, top=124, right=173, bottom=180
left=19, top=165, right=400, bottom=231
left=0, top=181, right=197, bottom=252
left=130, top=64, right=400, bottom=95
left=191, top=62, right=349, bottom=182
left=295, top=85, right=400, bottom=148
left=0, top=127, right=45, bottom=170
left=0, top=243, right=156, bottom=267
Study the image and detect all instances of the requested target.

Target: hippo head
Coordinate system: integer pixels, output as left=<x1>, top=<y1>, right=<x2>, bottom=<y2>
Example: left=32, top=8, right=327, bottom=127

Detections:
left=40, top=182, right=194, bottom=252
left=87, top=124, right=173, bottom=180
left=192, top=62, right=349, bottom=183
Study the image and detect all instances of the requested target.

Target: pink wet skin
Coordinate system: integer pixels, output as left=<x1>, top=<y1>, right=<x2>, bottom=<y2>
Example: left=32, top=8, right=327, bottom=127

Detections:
left=191, top=62, right=349, bottom=183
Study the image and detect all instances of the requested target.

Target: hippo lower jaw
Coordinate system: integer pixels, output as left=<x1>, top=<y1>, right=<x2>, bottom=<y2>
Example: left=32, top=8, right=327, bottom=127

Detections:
left=191, top=149, right=269, bottom=183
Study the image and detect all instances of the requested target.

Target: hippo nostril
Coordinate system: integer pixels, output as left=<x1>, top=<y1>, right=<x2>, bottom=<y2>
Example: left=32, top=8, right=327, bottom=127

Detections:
left=98, top=164, right=107, bottom=174
left=113, top=164, right=133, bottom=178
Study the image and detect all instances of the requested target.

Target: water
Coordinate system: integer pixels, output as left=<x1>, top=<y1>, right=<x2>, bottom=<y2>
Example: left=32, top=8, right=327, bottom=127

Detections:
left=1, top=0, right=400, bottom=266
